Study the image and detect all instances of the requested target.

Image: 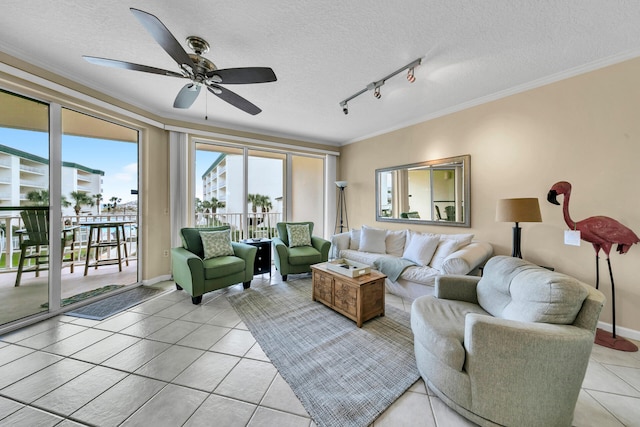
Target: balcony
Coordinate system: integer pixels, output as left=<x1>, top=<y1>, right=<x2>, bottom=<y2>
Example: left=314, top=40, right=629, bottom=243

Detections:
left=195, top=211, right=282, bottom=241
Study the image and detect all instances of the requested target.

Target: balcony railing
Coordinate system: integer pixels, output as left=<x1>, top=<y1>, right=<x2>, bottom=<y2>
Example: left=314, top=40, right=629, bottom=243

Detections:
left=195, top=211, right=282, bottom=241
left=0, top=213, right=137, bottom=272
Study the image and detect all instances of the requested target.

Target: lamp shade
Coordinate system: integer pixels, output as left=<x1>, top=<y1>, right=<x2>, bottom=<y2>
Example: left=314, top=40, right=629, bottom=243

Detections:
left=495, top=198, right=542, bottom=223
left=335, top=181, right=348, bottom=188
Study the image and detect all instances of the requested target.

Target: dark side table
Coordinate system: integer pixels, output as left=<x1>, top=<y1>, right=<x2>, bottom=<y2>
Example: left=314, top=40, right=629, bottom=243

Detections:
left=241, top=238, right=272, bottom=276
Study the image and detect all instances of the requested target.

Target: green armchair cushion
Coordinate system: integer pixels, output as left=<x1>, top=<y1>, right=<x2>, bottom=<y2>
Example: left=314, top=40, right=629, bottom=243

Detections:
left=203, top=255, right=246, bottom=280
left=287, top=245, right=324, bottom=266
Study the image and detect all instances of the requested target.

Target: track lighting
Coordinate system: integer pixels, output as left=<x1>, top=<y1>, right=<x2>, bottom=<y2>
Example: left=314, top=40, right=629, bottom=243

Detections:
left=338, top=57, right=422, bottom=114
left=407, top=67, right=415, bottom=83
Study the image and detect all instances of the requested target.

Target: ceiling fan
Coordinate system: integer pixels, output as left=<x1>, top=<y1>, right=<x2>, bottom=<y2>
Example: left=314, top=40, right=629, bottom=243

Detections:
left=83, top=8, right=276, bottom=115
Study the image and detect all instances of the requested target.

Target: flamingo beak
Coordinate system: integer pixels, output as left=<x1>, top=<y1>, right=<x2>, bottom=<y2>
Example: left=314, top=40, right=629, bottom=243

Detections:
left=547, top=190, right=560, bottom=205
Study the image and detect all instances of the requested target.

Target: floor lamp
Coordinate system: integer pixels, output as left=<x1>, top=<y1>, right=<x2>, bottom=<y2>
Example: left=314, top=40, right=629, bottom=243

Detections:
left=496, top=198, right=542, bottom=258
left=335, top=181, right=349, bottom=234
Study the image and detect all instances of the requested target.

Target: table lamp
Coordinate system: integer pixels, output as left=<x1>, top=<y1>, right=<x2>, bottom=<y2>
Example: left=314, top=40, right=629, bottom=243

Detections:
left=496, top=198, right=542, bottom=258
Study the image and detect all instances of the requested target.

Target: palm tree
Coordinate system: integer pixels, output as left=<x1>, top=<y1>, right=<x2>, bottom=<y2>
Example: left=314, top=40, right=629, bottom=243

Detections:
left=69, top=191, right=94, bottom=215
left=258, top=195, right=272, bottom=213
left=109, top=196, right=122, bottom=211
left=247, top=193, right=260, bottom=213
left=26, top=189, right=49, bottom=205
left=210, top=197, right=226, bottom=213
left=93, top=193, right=103, bottom=215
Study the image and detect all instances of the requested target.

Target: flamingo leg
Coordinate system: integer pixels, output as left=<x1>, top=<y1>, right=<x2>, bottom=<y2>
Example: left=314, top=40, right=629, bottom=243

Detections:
left=595, top=255, right=600, bottom=290
left=607, top=257, right=616, bottom=338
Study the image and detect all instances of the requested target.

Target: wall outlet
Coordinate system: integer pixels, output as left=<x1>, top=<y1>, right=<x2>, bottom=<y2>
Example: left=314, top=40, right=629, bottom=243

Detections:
left=163, top=250, right=169, bottom=257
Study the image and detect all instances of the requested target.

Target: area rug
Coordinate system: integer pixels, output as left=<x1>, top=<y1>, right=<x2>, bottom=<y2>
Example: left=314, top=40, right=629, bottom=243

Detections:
left=65, top=286, right=166, bottom=320
left=40, top=285, right=125, bottom=308
left=226, top=278, right=419, bottom=427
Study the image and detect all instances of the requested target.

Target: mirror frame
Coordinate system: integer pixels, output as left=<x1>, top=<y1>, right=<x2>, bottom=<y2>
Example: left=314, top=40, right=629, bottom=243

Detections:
left=375, top=154, right=471, bottom=227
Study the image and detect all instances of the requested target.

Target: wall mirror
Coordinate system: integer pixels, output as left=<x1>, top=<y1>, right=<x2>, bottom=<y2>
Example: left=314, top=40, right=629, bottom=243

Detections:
left=375, top=155, right=470, bottom=227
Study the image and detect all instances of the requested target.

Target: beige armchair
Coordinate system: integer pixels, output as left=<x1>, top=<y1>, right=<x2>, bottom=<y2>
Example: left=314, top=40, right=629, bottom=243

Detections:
left=411, top=256, right=605, bottom=427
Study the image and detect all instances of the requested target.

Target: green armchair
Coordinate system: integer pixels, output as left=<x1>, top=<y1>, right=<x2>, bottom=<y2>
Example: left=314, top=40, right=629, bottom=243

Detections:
left=171, top=226, right=257, bottom=304
left=272, top=221, right=330, bottom=281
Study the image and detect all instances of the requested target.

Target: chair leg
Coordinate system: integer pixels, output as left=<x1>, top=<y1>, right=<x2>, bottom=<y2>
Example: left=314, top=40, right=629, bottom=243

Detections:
left=14, top=247, right=27, bottom=287
left=282, top=275, right=287, bottom=281
left=176, top=284, right=183, bottom=291
left=191, top=295, right=203, bottom=305
left=243, top=281, right=251, bottom=289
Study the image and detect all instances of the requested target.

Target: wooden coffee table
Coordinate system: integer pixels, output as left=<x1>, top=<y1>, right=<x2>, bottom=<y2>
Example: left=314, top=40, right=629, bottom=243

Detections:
left=311, top=262, right=386, bottom=327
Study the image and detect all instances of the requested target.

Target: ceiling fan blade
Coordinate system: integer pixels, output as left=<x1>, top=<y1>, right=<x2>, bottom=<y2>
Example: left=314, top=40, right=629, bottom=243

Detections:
left=130, top=8, right=194, bottom=71
left=174, top=83, right=201, bottom=108
left=83, top=56, right=185, bottom=78
left=207, top=84, right=262, bottom=115
left=206, top=67, right=277, bottom=84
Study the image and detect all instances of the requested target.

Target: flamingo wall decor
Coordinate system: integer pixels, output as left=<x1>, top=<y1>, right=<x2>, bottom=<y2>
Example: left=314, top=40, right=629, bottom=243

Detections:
left=547, top=181, right=639, bottom=352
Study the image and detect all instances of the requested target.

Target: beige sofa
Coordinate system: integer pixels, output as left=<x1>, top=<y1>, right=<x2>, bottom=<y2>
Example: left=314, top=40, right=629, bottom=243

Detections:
left=330, top=226, right=493, bottom=299
left=411, top=256, right=605, bottom=426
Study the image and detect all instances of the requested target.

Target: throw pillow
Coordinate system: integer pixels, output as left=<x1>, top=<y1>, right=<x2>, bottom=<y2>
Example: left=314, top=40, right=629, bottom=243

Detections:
left=349, top=228, right=361, bottom=250
left=287, top=223, right=312, bottom=247
left=402, top=232, right=440, bottom=266
left=430, top=238, right=460, bottom=271
left=441, top=233, right=474, bottom=248
left=358, top=225, right=388, bottom=254
left=200, top=230, right=234, bottom=259
left=385, top=229, right=406, bottom=257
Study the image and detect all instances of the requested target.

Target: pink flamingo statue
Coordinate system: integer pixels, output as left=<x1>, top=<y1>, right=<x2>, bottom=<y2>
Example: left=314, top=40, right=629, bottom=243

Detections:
left=548, top=181, right=639, bottom=351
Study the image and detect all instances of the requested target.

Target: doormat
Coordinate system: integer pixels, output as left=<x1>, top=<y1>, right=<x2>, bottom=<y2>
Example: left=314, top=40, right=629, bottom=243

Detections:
left=41, top=285, right=125, bottom=308
left=65, top=286, right=166, bottom=320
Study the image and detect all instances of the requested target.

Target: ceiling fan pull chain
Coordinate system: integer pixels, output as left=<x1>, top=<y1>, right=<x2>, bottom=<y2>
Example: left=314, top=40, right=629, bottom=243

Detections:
left=205, top=90, right=208, bottom=120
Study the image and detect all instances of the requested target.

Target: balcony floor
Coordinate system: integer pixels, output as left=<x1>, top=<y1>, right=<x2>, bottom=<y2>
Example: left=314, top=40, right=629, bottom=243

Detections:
left=0, top=261, right=138, bottom=326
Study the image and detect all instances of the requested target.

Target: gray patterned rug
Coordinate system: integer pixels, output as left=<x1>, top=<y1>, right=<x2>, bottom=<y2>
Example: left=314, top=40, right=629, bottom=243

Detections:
left=227, top=278, right=419, bottom=427
left=65, top=286, right=166, bottom=320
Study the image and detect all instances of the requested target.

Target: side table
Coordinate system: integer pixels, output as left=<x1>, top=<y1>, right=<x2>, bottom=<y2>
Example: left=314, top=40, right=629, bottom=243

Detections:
left=241, top=238, right=272, bottom=276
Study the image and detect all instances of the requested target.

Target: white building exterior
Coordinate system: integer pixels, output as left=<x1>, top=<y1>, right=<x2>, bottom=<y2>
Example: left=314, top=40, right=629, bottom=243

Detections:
left=0, top=144, right=103, bottom=215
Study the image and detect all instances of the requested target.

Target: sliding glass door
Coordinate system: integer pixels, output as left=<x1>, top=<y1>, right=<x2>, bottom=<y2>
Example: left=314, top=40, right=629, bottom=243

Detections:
left=0, top=90, right=50, bottom=325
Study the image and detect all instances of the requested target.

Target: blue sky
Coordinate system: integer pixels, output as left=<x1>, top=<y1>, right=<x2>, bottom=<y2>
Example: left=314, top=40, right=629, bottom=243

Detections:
left=0, top=128, right=138, bottom=203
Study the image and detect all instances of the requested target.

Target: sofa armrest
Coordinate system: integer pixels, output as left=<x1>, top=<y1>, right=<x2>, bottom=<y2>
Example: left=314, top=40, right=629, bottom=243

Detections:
left=440, top=241, right=493, bottom=275
left=435, top=275, right=480, bottom=303
left=311, top=236, right=331, bottom=262
left=464, top=313, right=595, bottom=425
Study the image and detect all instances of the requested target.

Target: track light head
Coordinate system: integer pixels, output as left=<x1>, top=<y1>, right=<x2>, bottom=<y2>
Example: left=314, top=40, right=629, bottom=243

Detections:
left=374, top=86, right=381, bottom=99
left=340, top=101, right=348, bottom=115
left=407, top=67, right=416, bottom=83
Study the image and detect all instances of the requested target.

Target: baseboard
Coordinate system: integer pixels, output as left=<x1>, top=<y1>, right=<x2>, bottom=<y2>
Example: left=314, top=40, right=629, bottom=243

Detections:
left=141, top=275, right=172, bottom=286
left=597, top=321, right=640, bottom=342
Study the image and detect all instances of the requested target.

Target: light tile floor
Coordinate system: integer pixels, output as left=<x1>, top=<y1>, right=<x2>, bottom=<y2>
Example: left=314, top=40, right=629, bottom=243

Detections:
left=0, top=272, right=639, bottom=426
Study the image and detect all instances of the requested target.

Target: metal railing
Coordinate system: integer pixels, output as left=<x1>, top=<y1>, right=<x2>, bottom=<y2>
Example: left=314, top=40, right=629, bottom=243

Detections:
left=0, top=213, right=137, bottom=272
left=195, top=211, right=282, bottom=241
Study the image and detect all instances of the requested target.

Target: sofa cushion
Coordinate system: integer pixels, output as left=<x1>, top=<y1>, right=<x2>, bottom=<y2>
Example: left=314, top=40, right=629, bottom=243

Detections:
left=403, top=232, right=440, bottom=266
left=429, top=239, right=459, bottom=271
left=411, top=295, right=489, bottom=371
left=203, top=255, right=245, bottom=279
left=349, top=228, right=361, bottom=250
left=340, top=249, right=395, bottom=266
left=478, top=256, right=589, bottom=324
left=385, top=229, right=406, bottom=257
left=200, top=229, right=235, bottom=259
left=398, top=265, right=440, bottom=285
left=359, top=225, right=387, bottom=254
left=441, top=233, right=474, bottom=248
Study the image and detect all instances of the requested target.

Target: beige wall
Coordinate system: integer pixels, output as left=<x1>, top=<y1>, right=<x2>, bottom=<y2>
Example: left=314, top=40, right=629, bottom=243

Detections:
left=339, top=57, right=640, bottom=334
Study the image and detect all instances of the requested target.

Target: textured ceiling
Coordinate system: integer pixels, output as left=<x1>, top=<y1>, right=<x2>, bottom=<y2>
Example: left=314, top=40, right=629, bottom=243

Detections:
left=1, top=1, right=640, bottom=146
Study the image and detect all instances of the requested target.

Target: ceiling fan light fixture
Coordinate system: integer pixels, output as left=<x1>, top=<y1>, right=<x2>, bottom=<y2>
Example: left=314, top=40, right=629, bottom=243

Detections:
left=210, top=86, right=223, bottom=95
left=407, top=67, right=416, bottom=83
